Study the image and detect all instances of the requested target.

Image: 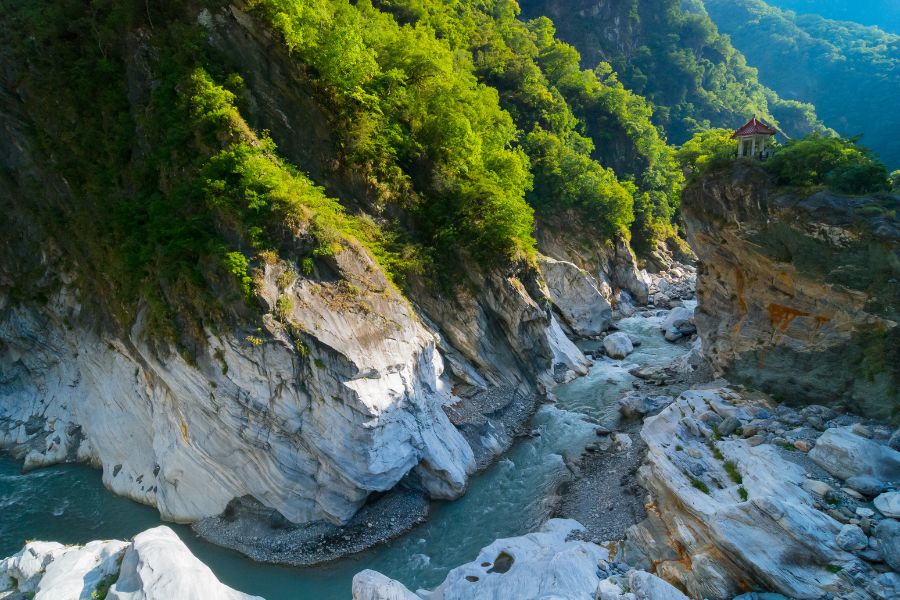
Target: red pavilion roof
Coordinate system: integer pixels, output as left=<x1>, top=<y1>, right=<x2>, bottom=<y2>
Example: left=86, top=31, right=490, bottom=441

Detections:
left=731, top=117, right=777, bottom=138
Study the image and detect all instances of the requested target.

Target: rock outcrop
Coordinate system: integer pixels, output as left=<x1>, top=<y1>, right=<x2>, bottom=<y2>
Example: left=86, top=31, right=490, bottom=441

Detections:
left=682, top=163, right=899, bottom=420
left=538, top=255, right=612, bottom=337
left=624, top=386, right=900, bottom=600
left=535, top=216, right=652, bottom=305
left=0, top=239, right=476, bottom=527
left=351, top=519, right=689, bottom=600
left=0, top=526, right=259, bottom=600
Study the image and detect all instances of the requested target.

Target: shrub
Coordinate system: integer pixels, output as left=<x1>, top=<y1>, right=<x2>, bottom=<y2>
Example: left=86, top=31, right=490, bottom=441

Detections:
left=765, top=134, right=888, bottom=194
left=690, top=477, right=711, bottom=494
left=723, top=461, right=743, bottom=484
left=676, top=128, right=738, bottom=175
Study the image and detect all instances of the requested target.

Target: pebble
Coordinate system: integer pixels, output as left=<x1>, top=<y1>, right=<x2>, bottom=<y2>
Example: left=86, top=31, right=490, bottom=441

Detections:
left=851, top=423, right=873, bottom=438
left=856, top=508, right=875, bottom=518
left=746, top=435, right=765, bottom=447
left=841, top=487, right=865, bottom=501
left=793, top=439, right=812, bottom=452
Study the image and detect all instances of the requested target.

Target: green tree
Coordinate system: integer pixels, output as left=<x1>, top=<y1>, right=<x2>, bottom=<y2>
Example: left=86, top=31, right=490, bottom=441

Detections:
left=765, top=135, right=889, bottom=194
left=676, top=128, right=738, bottom=174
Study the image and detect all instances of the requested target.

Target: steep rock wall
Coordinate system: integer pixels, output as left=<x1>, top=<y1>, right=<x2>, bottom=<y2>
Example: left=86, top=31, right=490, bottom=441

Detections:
left=682, top=163, right=899, bottom=420
left=0, top=2, right=590, bottom=538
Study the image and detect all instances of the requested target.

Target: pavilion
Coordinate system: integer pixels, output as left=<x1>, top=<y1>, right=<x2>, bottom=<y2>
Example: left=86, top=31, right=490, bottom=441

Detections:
left=732, top=116, right=777, bottom=159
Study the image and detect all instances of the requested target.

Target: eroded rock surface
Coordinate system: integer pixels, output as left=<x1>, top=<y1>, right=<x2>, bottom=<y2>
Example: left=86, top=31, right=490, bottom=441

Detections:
left=351, top=519, right=688, bottom=600
left=625, top=386, right=899, bottom=600
left=538, top=255, right=612, bottom=337
left=0, top=527, right=259, bottom=600
left=0, top=10, right=590, bottom=562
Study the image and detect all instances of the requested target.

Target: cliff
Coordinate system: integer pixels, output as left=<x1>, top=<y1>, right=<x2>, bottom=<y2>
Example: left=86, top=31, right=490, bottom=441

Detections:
left=0, top=0, right=623, bottom=561
left=682, top=163, right=899, bottom=421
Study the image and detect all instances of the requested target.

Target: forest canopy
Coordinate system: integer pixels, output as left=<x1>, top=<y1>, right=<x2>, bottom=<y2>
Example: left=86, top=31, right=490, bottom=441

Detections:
left=702, top=0, right=900, bottom=169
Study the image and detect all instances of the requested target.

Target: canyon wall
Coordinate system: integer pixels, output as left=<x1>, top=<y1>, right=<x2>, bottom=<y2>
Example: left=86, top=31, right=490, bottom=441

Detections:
left=682, top=163, right=899, bottom=421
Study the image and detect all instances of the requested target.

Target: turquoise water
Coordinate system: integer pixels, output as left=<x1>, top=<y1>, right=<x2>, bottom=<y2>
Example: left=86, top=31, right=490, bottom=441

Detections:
left=0, top=313, right=685, bottom=599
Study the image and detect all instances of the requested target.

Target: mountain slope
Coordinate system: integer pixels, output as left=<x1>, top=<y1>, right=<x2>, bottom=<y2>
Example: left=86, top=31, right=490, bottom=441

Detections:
left=519, top=0, right=824, bottom=144
left=701, top=0, right=900, bottom=169
left=0, top=0, right=671, bottom=558
left=764, top=0, right=900, bottom=34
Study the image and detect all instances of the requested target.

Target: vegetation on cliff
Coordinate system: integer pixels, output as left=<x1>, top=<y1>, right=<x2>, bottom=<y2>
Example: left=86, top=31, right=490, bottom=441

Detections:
left=0, top=1, right=408, bottom=344
left=701, top=0, right=900, bottom=169
left=677, top=130, right=890, bottom=195
left=2, top=0, right=703, bottom=346
left=764, top=136, right=890, bottom=194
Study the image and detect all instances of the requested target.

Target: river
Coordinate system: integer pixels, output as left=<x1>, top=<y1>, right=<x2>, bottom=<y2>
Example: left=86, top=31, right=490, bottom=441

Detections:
left=0, top=308, right=690, bottom=599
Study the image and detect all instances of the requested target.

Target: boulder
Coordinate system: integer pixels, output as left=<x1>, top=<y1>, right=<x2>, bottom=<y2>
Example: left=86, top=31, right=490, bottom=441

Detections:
left=660, top=306, right=696, bottom=342
left=603, top=332, right=634, bottom=359
left=0, top=541, right=69, bottom=595
left=808, top=427, right=900, bottom=482
left=0, top=527, right=259, bottom=600
left=627, top=570, right=690, bottom=600
left=835, top=524, right=868, bottom=552
left=538, top=256, right=613, bottom=336
left=874, top=491, right=900, bottom=518
left=718, top=416, right=741, bottom=436
left=352, top=570, right=419, bottom=600
left=108, top=527, right=261, bottom=600
left=845, top=475, right=886, bottom=497
left=873, top=519, right=900, bottom=571
left=350, top=519, right=691, bottom=600
left=618, top=392, right=674, bottom=419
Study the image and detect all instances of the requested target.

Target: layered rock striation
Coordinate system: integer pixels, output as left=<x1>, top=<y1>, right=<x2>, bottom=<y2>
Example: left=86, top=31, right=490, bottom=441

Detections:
left=623, top=385, right=900, bottom=600
left=682, top=163, right=899, bottom=420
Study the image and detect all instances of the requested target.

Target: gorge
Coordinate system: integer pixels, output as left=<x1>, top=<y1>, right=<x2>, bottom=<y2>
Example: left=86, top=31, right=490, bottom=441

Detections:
left=1, top=1, right=898, bottom=599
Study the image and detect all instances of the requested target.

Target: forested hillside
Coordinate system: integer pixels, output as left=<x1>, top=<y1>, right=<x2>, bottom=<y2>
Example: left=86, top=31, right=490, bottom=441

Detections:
left=0, top=0, right=695, bottom=342
left=702, top=0, right=900, bottom=169
left=519, top=0, right=823, bottom=144
left=764, top=0, right=900, bottom=34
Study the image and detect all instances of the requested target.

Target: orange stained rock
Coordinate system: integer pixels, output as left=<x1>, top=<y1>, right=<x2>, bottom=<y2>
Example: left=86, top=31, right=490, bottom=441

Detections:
left=766, top=303, right=811, bottom=332
left=734, top=268, right=748, bottom=314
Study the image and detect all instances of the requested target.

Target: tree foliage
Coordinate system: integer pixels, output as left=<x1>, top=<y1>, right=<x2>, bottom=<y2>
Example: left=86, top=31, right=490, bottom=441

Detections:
left=763, top=0, right=900, bottom=34
left=676, top=128, right=738, bottom=174
left=765, top=135, right=889, bottom=194
left=519, top=0, right=824, bottom=144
